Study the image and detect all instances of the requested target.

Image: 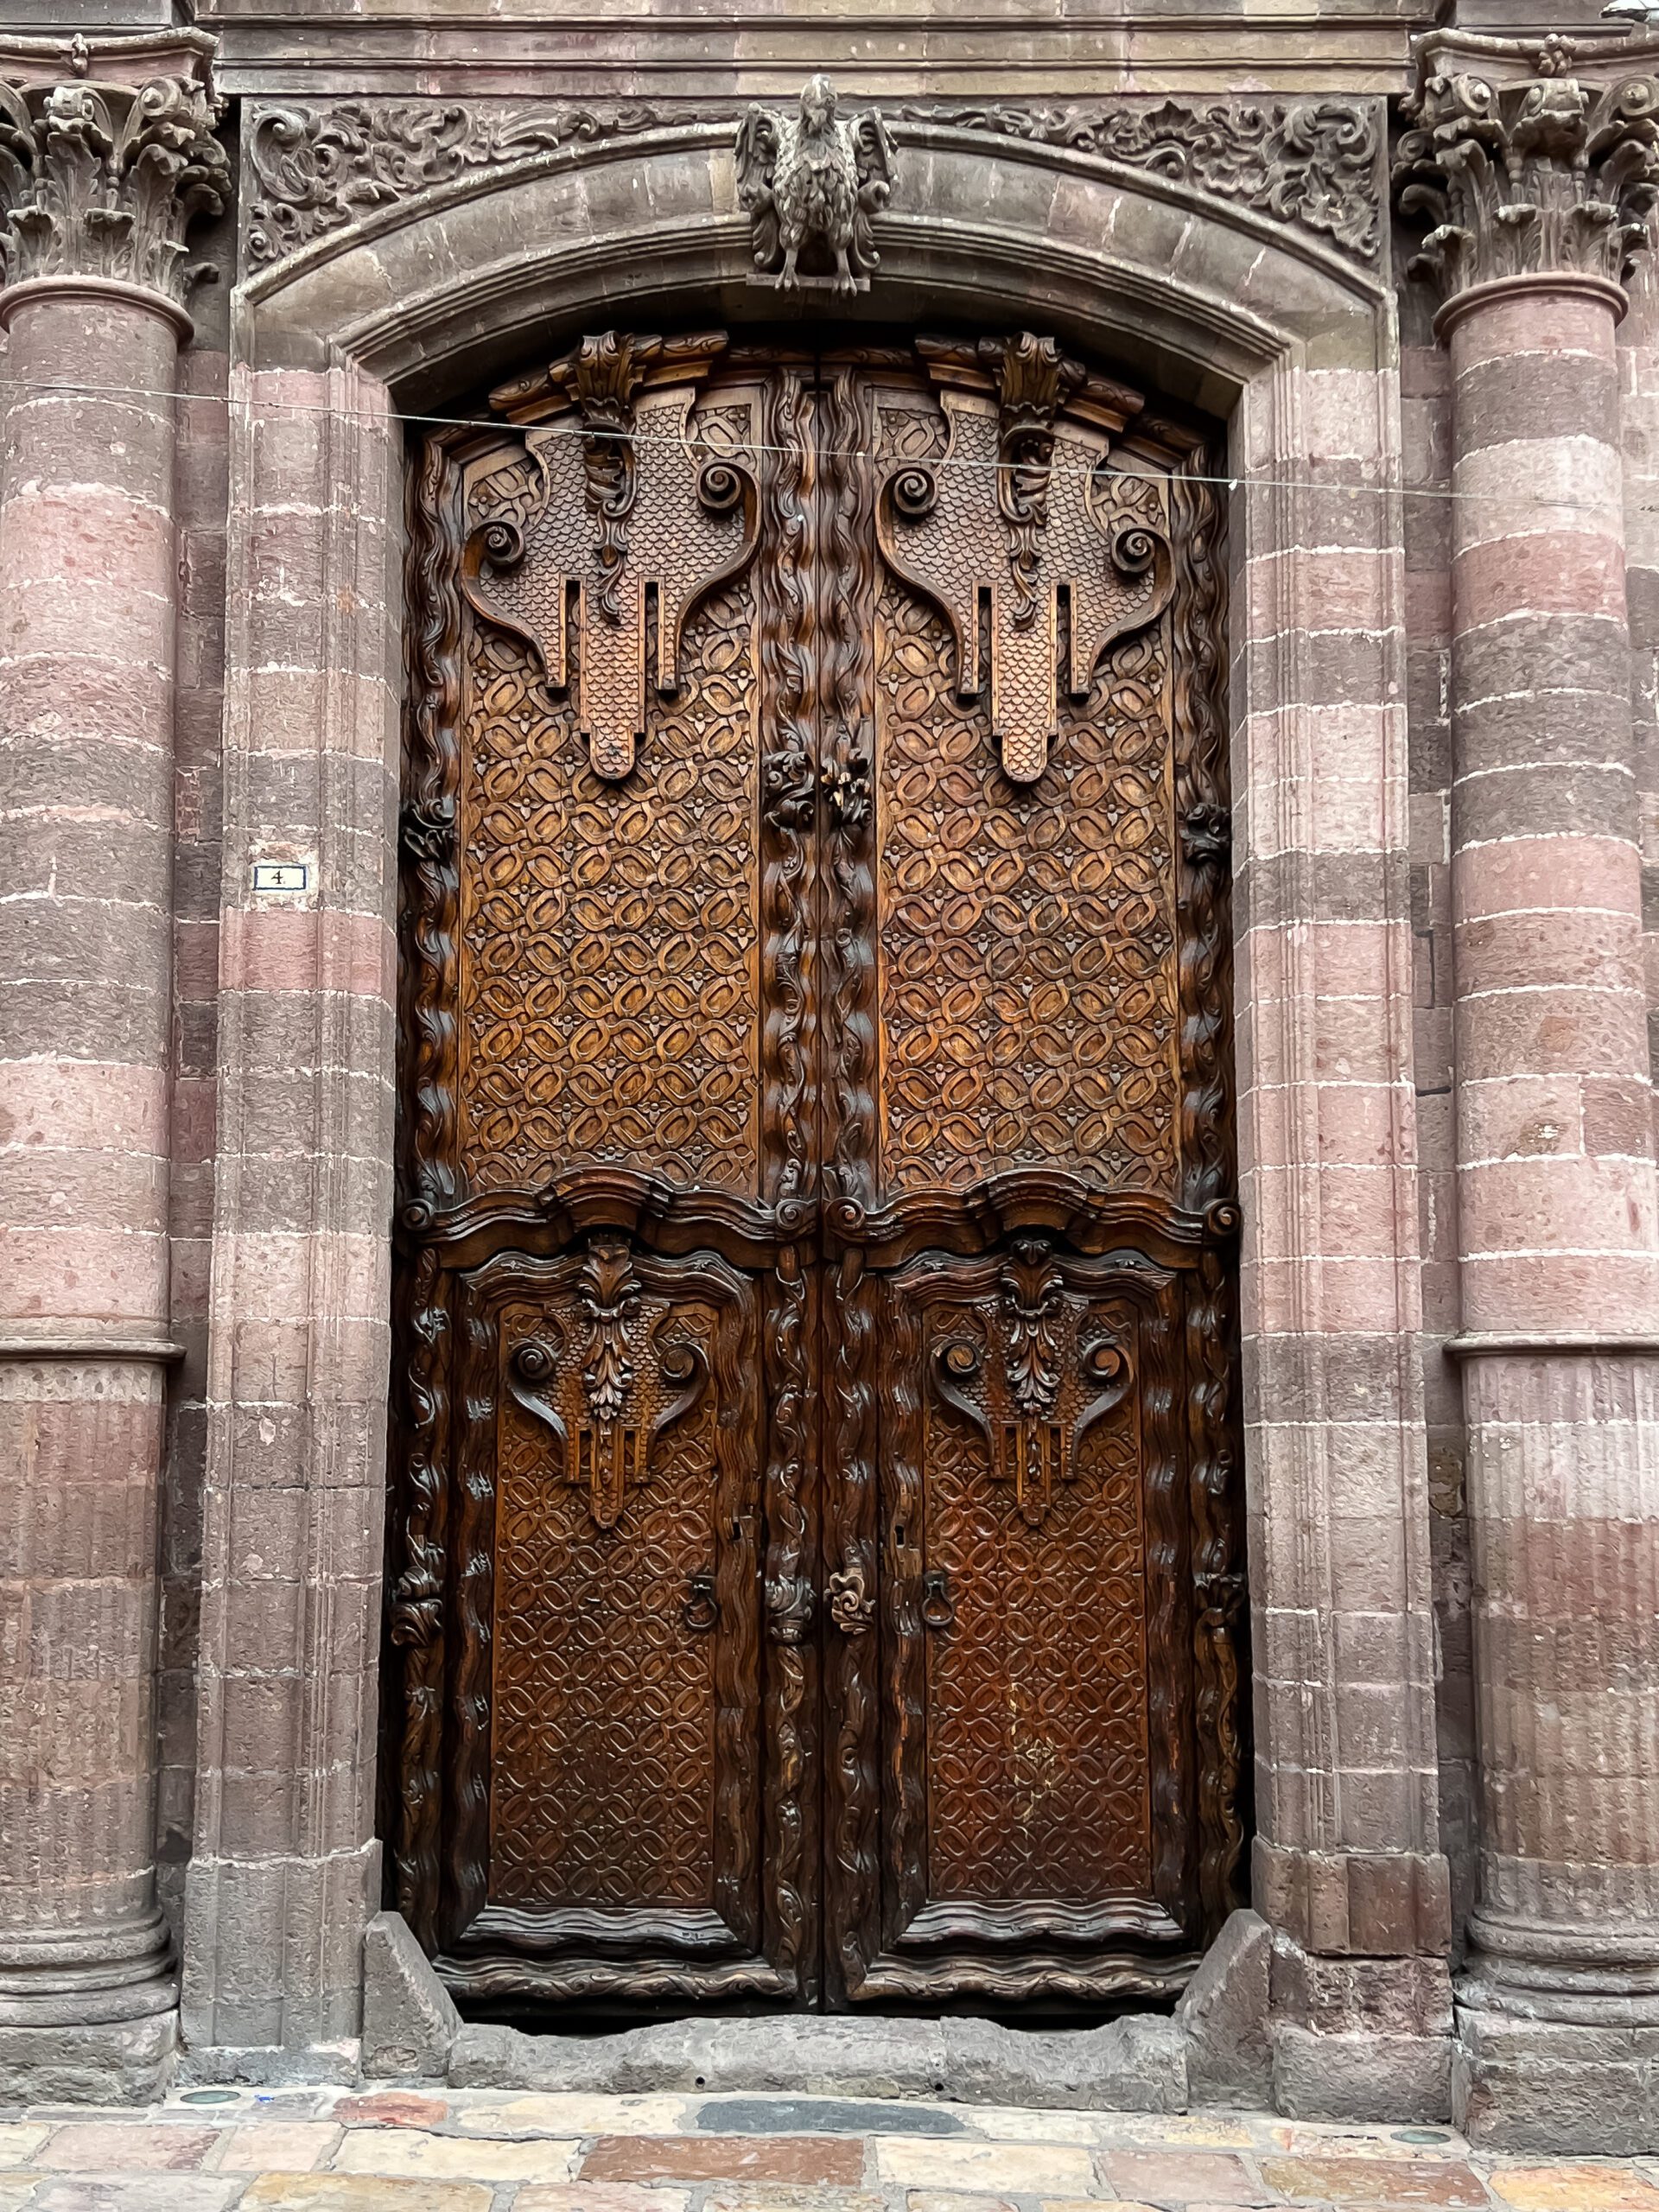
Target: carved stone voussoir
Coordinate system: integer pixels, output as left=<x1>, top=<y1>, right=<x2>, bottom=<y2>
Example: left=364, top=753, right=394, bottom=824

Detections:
left=0, top=34, right=228, bottom=308
left=1395, top=29, right=1659, bottom=308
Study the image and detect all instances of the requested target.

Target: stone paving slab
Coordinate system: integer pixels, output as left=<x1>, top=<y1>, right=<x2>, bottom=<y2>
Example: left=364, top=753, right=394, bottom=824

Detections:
left=0, top=2088, right=1655, bottom=2212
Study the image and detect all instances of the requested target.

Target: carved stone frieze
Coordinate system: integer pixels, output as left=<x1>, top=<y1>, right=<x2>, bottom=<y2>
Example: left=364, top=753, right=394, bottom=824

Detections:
left=901, top=95, right=1383, bottom=261
left=245, top=98, right=671, bottom=264
left=0, top=38, right=228, bottom=308
left=245, top=92, right=1381, bottom=276
left=734, top=76, right=894, bottom=295
left=1395, top=30, right=1659, bottom=308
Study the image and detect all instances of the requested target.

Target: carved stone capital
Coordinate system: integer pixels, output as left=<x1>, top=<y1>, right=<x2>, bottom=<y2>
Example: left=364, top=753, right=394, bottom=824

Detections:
left=0, top=30, right=228, bottom=316
left=1395, top=29, right=1659, bottom=321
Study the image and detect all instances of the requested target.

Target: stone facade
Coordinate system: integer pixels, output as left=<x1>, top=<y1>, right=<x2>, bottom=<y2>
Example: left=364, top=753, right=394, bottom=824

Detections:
left=0, top=0, right=1655, bottom=2155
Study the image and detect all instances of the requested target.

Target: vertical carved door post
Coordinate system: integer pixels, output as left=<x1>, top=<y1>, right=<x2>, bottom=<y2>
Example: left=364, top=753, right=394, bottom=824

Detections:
left=1396, top=31, right=1659, bottom=2148
left=0, top=32, right=226, bottom=2094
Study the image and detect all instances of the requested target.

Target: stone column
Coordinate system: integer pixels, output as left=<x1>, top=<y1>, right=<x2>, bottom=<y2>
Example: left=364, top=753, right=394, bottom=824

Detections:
left=1396, top=29, right=1659, bottom=2151
left=0, top=34, right=227, bottom=2100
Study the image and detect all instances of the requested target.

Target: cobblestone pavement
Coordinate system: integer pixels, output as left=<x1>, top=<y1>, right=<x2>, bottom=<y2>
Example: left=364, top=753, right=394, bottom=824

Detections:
left=1, top=2089, right=1656, bottom=2212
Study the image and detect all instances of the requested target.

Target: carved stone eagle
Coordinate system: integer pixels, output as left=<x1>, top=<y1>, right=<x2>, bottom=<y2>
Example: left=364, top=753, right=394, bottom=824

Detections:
left=734, top=76, right=894, bottom=295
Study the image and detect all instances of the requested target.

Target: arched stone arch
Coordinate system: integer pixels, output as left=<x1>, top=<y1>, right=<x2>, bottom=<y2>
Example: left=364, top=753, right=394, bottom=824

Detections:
left=190, top=123, right=1449, bottom=2106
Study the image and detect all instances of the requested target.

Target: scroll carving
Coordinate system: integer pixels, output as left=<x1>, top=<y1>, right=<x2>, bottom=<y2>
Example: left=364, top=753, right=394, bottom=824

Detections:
left=877, top=334, right=1174, bottom=783
left=734, top=75, right=894, bottom=294
left=929, top=1237, right=1135, bottom=1528
left=828, top=1563, right=876, bottom=1636
left=245, top=99, right=670, bottom=264
left=505, top=1238, right=711, bottom=1531
left=0, top=52, right=228, bottom=306
left=462, top=329, right=760, bottom=780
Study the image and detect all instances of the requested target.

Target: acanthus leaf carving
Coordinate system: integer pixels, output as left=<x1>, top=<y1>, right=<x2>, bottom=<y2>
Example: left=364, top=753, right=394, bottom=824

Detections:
left=578, top=1236, right=642, bottom=1427
left=999, top=1235, right=1065, bottom=1421
left=734, top=75, right=894, bottom=294
left=0, top=58, right=229, bottom=306
left=1394, top=32, right=1659, bottom=305
left=900, top=95, right=1382, bottom=261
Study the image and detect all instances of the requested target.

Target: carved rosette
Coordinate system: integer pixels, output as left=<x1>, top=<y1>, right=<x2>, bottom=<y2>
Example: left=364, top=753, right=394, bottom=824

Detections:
left=1395, top=31, right=1659, bottom=313
left=0, top=45, right=228, bottom=309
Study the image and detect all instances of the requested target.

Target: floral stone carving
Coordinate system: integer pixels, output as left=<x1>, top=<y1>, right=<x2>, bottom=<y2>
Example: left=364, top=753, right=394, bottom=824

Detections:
left=243, top=92, right=1377, bottom=277
left=901, top=95, right=1382, bottom=260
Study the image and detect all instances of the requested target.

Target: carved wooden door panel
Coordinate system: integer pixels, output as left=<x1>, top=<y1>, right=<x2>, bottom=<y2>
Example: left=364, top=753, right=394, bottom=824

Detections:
left=391, top=329, right=1244, bottom=2014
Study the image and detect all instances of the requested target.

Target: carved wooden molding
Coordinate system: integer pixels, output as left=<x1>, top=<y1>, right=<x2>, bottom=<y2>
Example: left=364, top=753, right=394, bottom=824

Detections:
left=1395, top=30, right=1659, bottom=310
left=243, top=93, right=1382, bottom=273
left=0, top=33, right=228, bottom=308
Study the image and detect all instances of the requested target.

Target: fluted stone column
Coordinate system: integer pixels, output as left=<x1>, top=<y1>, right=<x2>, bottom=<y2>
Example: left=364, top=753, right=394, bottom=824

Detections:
left=1397, top=29, right=1659, bottom=2151
left=0, top=32, right=226, bottom=2100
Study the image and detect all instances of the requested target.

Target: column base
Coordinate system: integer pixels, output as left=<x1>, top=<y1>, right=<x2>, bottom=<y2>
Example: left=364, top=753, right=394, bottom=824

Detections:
left=1269, top=1935, right=1454, bottom=2121
left=1454, top=2003, right=1659, bottom=2152
left=0, top=2011, right=177, bottom=2104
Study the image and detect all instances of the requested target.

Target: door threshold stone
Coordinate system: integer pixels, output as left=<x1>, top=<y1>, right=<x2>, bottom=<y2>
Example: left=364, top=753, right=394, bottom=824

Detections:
left=446, top=2009, right=1192, bottom=2110
left=362, top=1908, right=1272, bottom=2112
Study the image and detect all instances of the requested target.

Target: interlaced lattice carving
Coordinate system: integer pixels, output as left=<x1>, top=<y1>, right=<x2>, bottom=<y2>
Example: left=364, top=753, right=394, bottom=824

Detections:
left=457, top=449, right=761, bottom=1192
left=873, top=571, right=1180, bottom=1192
left=916, top=1272, right=1153, bottom=1902
left=492, top=1280, right=726, bottom=1909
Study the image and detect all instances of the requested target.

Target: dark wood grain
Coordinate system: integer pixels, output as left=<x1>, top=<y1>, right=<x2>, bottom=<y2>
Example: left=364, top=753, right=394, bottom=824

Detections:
left=388, top=334, right=1244, bottom=2014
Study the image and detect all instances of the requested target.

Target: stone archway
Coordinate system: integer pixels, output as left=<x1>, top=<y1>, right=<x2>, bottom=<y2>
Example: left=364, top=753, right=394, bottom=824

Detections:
left=189, top=105, right=1450, bottom=2106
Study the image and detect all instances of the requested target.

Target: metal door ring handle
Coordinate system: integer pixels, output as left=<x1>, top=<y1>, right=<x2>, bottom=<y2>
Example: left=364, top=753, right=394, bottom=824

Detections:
left=683, top=1573, right=719, bottom=1633
left=920, top=1567, right=956, bottom=1630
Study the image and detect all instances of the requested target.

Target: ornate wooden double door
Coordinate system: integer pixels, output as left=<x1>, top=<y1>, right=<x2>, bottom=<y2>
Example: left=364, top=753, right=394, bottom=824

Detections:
left=390, top=327, right=1244, bottom=2013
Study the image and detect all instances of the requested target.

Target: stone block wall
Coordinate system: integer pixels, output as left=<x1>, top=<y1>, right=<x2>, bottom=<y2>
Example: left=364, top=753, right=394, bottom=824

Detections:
left=1397, top=261, right=1479, bottom=1962
left=158, top=199, right=236, bottom=1934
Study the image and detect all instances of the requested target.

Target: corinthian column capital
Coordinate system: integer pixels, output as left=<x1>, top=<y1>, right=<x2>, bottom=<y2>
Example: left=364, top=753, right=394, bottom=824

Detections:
left=0, top=29, right=228, bottom=322
left=1395, top=28, right=1659, bottom=323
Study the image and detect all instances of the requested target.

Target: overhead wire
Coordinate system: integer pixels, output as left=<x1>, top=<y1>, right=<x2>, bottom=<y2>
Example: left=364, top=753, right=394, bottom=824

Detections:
left=0, top=370, right=1637, bottom=517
